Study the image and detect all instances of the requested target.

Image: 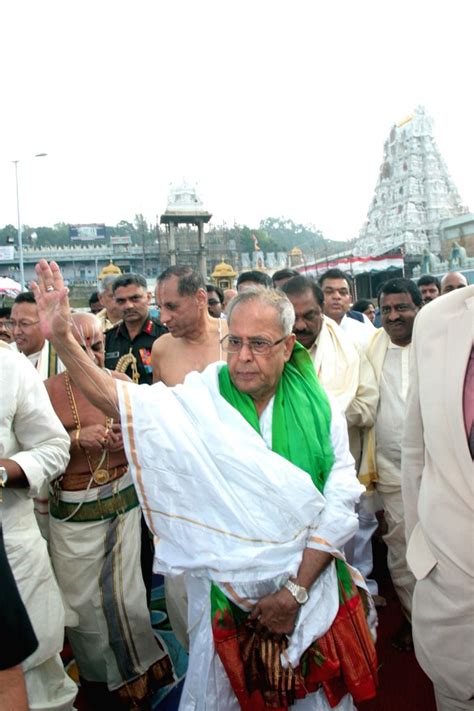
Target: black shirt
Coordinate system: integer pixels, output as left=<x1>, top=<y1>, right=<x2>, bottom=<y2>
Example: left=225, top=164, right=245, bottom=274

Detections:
left=0, top=525, right=38, bottom=669
left=105, top=315, right=167, bottom=385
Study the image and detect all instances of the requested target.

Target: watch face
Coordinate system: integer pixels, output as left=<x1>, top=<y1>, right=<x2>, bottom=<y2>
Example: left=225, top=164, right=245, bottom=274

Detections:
left=296, top=588, right=308, bottom=604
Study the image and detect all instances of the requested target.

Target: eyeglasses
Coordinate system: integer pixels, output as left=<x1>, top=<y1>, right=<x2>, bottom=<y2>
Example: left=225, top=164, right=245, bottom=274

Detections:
left=10, top=320, right=40, bottom=330
left=220, top=334, right=286, bottom=356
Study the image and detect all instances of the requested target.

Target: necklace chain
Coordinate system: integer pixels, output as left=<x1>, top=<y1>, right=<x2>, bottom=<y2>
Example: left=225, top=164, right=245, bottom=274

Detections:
left=64, top=371, right=112, bottom=484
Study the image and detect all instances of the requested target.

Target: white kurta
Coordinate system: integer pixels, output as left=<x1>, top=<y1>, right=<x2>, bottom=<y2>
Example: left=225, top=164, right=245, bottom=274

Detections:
left=309, top=316, right=360, bottom=415
left=309, top=317, right=379, bottom=597
left=0, top=344, right=76, bottom=709
left=118, top=362, right=364, bottom=710
left=374, top=343, right=415, bottom=616
left=375, top=344, right=411, bottom=491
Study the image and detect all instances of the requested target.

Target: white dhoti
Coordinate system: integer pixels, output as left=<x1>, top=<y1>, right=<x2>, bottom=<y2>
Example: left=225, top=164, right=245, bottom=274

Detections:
left=49, top=475, right=171, bottom=694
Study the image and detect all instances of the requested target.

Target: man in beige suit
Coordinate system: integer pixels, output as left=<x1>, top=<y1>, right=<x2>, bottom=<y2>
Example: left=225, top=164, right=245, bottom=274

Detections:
left=402, top=285, right=474, bottom=711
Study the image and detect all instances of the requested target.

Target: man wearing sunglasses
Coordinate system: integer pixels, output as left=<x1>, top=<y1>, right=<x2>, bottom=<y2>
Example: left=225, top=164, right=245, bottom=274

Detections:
left=33, top=259, right=378, bottom=711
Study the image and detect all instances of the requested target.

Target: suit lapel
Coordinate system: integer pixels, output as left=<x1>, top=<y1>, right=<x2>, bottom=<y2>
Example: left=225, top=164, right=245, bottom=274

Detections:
left=444, top=295, right=474, bottom=475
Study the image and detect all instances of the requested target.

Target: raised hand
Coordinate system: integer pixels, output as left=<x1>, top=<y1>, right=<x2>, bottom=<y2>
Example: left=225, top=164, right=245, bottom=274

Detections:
left=31, top=260, right=72, bottom=342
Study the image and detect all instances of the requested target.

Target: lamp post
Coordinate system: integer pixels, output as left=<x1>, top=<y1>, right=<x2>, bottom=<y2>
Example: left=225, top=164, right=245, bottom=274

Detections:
left=13, top=153, right=47, bottom=290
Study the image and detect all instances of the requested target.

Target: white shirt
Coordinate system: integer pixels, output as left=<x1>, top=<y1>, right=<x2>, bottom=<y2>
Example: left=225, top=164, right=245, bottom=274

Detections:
left=340, top=314, right=376, bottom=351
left=0, top=346, right=70, bottom=523
left=0, top=344, right=70, bottom=669
left=28, top=349, right=42, bottom=368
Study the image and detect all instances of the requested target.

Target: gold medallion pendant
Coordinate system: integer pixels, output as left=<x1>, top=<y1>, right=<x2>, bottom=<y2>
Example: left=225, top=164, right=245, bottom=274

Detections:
left=93, top=469, right=110, bottom=485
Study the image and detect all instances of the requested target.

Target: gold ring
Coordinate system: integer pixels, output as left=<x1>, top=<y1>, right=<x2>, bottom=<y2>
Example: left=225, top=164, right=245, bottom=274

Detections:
left=46, top=286, right=55, bottom=292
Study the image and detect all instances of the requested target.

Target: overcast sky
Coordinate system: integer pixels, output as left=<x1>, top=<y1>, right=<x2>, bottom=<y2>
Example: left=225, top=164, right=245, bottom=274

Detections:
left=1, top=0, right=472, bottom=242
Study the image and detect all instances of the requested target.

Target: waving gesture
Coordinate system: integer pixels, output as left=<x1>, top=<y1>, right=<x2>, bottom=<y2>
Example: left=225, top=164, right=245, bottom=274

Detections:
left=32, top=259, right=120, bottom=419
left=31, top=260, right=73, bottom=342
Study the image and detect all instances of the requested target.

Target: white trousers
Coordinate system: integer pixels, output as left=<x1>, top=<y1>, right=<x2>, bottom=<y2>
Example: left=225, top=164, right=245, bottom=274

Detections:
left=377, top=487, right=415, bottom=617
left=345, top=494, right=379, bottom=596
left=25, top=654, right=77, bottom=711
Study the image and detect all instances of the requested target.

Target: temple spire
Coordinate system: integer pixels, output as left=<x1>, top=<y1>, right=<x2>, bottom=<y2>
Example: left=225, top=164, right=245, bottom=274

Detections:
left=356, top=106, right=467, bottom=257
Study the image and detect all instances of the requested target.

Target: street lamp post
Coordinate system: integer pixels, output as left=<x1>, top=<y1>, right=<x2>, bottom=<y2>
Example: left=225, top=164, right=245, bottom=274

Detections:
left=13, top=153, right=47, bottom=290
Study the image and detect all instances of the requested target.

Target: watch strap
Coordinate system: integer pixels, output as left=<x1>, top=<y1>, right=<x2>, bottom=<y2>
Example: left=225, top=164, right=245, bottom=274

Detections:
left=284, top=578, right=309, bottom=604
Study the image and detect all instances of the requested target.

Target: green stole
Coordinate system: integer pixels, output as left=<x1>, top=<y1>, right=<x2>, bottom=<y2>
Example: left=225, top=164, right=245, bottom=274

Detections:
left=218, top=340, right=334, bottom=491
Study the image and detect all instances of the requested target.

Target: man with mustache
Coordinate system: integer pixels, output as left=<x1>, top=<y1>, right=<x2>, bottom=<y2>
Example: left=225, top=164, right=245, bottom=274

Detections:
left=416, top=274, right=441, bottom=304
left=282, top=276, right=380, bottom=604
left=105, top=273, right=167, bottom=385
left=104, top=273, right=168, bottom=604
left=360, top=277, right=422, bottom=651
left=0, top=307, right=14, bottom=344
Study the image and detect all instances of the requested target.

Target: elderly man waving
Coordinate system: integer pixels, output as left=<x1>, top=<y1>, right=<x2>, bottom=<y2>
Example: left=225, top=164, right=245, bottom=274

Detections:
left=32, top=259, right=377, bottom=711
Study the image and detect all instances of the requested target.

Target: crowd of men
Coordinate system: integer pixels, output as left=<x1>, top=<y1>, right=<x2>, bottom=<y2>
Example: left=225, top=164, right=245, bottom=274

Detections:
left=0, top=260, right=472, bottom=711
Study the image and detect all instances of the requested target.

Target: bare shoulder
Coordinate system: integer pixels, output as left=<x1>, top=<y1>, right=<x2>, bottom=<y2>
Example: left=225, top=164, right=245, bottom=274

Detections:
left=152, top=332, right=174, bottom=354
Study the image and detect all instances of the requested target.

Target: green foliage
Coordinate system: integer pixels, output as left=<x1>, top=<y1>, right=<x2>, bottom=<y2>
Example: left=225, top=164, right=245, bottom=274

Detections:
left=0, top=224, right=16, bottom=245
left=260, top=216, right=326, bottom=253
left=224, top=216, right=333, bottom=256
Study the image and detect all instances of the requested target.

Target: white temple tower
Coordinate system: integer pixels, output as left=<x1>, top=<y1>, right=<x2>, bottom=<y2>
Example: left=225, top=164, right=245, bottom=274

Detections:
left=356, top=106, right=467, bottom=258
left=160, top=182, right=212, bottom=279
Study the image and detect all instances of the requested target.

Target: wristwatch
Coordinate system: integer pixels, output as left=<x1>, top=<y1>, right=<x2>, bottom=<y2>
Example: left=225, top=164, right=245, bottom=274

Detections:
left=0, top=466, right=8, bottom=503
left=284, top=578, right=309, bottom=605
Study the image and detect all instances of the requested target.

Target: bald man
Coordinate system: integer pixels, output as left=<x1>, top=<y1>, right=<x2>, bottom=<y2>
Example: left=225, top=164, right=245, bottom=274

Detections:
left=441, top=271, right=468, bottom=295
left=223, top=288, right=238, bottom=313
left=45, top=314, right=173, bottom=707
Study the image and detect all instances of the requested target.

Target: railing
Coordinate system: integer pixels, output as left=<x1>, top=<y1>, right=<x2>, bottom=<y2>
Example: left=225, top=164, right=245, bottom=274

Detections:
left=0, top=243, right=162, bottom=263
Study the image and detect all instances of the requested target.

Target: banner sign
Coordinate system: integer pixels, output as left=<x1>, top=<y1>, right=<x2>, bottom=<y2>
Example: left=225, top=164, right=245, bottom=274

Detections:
left=0, top=246, right=14, bottom=260
left=70, top=224, right=106, bottom=241
left=110, top=235, right=131, bottom=245
left=298, top=253, right=404, bottom=277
